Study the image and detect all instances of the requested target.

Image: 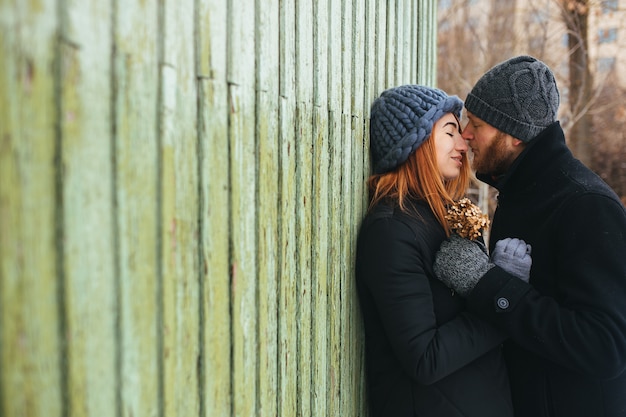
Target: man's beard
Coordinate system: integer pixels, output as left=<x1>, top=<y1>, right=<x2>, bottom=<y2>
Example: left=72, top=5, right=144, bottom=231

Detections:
left=471, top=131, right=517, bottom=177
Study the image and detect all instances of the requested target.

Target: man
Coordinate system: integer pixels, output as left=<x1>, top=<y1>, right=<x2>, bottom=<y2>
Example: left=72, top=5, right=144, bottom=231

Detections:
left=433, top=55, right=626, bottom=417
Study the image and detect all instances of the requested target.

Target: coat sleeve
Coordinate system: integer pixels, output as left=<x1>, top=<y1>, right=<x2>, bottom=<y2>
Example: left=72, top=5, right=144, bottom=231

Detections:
left=468, top=193, right=626, bottom=379
left=358, top=216, right=506, bottom=385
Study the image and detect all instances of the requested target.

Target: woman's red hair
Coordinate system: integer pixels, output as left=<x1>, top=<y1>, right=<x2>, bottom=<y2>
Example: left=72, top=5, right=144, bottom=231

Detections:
left=368, top=125, right=470, bottom=236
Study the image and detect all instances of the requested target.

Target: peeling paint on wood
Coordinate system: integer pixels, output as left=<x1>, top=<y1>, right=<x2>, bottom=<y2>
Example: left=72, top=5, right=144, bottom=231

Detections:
left=0, top=1, right=438, bottom=416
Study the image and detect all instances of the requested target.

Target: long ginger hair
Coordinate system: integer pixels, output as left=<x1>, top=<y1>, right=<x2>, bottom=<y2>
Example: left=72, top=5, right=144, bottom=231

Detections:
left=368, top=126, right=471, bottom=236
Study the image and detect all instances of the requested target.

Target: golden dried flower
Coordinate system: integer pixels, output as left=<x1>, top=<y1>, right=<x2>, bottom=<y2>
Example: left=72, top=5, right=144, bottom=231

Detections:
left=445, top=197, right=490, bottom=240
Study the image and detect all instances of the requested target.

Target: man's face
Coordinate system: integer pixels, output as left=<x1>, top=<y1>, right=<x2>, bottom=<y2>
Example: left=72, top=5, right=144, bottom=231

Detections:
left=462, top=112, right=521, bottom=176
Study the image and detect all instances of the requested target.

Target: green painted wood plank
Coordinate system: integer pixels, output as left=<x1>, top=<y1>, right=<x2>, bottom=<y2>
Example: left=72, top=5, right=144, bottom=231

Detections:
left=295, top=0, right=314, bottom=415
left=0, top=1, right=62, bottom=416
left=60, top=1, right=116, bottom=415
left=197, top=0, right=227, bottom=79
left=361, top=3, right=378, bottom=409
left=359, top=3, right=378, bottom=411
left=358, top=119, right=370, bottom=416
left=364, top=0, right=376, bottom=147
left=410, top=1, right=418, bottom=83
left=278, top=95, right=298, bottom=417
left=198, top=78, right=231, bottom=417
left=311, top=105, right=330, bottom=416
left=278, top=1, right=297, bottom=414
left=112, top=1, right=160, bottom=416
left=256, top=0, right=280, bottom=415
left=256, top=99, right=279, bottom=414
left=326, top=0, right=343, bottom=412
left=278, top=97, right=298, bottom=415
left=159, top=1, right=200, bottom=416
left=339, top=110, right=354, bottom=415
left=228, top=0, right=258, bottom=415
left=312, top=0, right=329, bottom=414
left=351, top=0, right=365, bottom=116
left=350, top=1, right=367, bottom=413
left=197, top=0, right=231, bottom=416
left=326, top=110, right=343, bottom=415
left=296, top=98, right=314, bottom=414
left=394, top=0, right=402, bottom=85
left=385, top=1, right=397, bottom=87
left=340, top=0, right=354, bottom=412
left=375, top=0, right=387, bottom=94
left=416, top=0, right=437, bottom=86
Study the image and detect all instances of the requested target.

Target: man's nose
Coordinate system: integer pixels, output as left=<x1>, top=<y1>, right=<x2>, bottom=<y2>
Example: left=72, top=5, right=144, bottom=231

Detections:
left=461, top=125, right=473, bottom=141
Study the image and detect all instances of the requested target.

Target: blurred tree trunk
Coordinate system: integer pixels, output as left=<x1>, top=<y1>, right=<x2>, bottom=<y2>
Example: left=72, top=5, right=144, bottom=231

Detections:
left=561, top=0, right=593, bottom=166
left=487, top=0, right=516, bottom=67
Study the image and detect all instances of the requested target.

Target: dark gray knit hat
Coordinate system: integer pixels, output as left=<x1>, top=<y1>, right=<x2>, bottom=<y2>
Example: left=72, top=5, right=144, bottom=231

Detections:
left=370, top=85, right=463, bottom=174
left=465, top=55, right=560, bottom=142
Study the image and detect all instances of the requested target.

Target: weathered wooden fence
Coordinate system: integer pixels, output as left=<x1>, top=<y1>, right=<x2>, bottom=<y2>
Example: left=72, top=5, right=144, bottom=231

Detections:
left=0, top=0, right=438, bottom=416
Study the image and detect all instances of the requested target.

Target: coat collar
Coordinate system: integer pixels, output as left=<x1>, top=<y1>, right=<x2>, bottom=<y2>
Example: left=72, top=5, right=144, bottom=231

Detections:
left=476, top=121, right=572, bottom=192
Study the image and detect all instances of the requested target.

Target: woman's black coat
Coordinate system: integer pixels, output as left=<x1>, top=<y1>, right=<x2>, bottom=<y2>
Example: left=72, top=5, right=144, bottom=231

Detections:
left=469, top=122, right=626, bottom=417
left=355, top=199, right=513, bottom=417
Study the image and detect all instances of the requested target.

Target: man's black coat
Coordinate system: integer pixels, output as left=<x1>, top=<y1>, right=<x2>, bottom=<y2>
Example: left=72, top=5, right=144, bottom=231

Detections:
left=470, top=122, right=626, bottom=417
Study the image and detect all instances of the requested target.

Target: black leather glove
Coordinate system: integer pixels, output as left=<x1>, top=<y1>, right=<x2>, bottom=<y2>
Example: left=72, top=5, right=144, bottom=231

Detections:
left=490, top=237, right=532, bottom=282
left=434, top=234, right=495, bottom=296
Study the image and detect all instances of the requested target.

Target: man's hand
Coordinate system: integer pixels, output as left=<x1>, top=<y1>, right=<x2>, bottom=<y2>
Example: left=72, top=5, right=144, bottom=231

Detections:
left=491, top=238, right=532, bottom=282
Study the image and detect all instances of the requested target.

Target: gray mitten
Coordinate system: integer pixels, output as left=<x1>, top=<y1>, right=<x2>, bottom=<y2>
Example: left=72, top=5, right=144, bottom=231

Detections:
left=491, top=238, right=532, bottom=282
left=434, top=234, right=495, bottom=296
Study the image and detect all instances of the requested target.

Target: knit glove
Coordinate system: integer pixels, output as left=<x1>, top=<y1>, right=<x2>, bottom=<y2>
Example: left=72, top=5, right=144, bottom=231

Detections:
left=434, top=234, right=495, bottom=296
left=490, top=238, right=532, bottom=282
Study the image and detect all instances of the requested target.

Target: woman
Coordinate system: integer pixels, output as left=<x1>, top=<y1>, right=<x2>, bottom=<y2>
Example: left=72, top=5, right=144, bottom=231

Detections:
left=355, top=85, right=515, bottom=417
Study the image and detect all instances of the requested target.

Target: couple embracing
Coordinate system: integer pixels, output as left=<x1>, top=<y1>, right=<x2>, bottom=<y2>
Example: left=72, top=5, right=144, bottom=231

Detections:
left=356, top=56, right=626, bottom=417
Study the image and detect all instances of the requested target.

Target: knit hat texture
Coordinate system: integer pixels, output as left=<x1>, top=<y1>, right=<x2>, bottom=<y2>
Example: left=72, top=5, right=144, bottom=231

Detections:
left=370, top=85, right=463, bottom=174
left=465, top=55, right=560, bottom=142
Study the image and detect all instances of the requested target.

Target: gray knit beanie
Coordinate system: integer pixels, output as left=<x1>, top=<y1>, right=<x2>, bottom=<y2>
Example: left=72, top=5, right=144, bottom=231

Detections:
left=465, top=55, right=560, bottom=142
left=370, top=85, right=463, bottom=174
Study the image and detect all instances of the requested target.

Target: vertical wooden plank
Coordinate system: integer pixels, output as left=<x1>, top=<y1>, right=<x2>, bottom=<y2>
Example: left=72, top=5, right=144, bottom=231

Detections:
left=278, top=0, right=298, bottom=414
left=112, top=1, right=160, bottom=416
left=395, top=1, right=405, bottom=85
left=0, top=2, right=62, bottom=416
left=256, top=0, right=280, bottom=415
left=312, top=0, right=329, bottom=415
left=364, top=0, right=375, bottom=172
left=340, top=0, right=354, bottom=413
left=402, top=1, right=415, bottom=84
left=360, top=1, right=376, bottom=410
left=228, top=0, right=257, bottom=414
left=197, top=0, right=231, bottom=415
left=350, top=0, right=367, bottom=414
left=410, top=1, right=418, bottom=83
left=385, top=0, right=397, bottom=87
left=352, top=0, right=365, bottom=117
left=326, top=0, right=343, bottom=412
left=375, top=0, right=387, bottom=93
left=295, top=0, right=313, bottom=415
left=362, top=32, right=376, bottom=417
left=354, top=0, right=380, bottom=415
left=60, top=0, right=116, bottom=415
left=363, top=0, right=376, bottom=111
left=416, top=0, right=437, bottom=85
left=160, top=0, right=200, bottom=415
left=358, top=126, right=371, bottom=412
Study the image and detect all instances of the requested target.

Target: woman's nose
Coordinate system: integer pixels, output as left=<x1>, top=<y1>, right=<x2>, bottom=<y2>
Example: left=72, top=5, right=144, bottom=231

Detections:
left=455, top=133, right=468, bottom=151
